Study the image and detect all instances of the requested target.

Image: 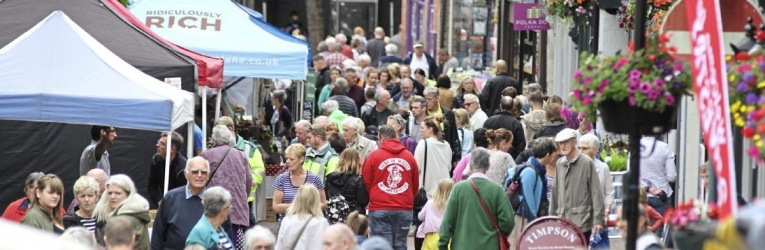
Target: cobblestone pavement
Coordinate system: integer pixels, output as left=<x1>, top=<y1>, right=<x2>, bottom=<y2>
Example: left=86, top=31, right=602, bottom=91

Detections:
left=259, top=221, right=627, bottom=249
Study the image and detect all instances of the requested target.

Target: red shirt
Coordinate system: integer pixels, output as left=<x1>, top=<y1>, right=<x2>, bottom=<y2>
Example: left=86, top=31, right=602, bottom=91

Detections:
left=341, top=45, right=354, bottom=60
left=363, top=139, right=419, bottom=211
left=1, top=197, right=65, bottom=223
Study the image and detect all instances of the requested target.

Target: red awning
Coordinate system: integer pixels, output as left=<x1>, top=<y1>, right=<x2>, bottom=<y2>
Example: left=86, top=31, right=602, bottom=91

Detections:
left=105, top=0, right=224, bottom=89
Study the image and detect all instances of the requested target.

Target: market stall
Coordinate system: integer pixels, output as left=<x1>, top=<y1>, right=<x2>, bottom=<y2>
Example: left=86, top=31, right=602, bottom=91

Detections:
left=0, top=11, right=194, bottom=211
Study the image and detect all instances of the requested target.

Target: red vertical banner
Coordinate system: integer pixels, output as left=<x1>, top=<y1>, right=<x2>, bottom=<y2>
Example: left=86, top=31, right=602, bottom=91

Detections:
left=684, top=0, right=738, bottom=218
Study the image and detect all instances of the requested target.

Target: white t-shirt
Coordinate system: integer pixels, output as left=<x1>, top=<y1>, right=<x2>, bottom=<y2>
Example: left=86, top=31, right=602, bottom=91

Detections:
left=409, top=54, right=430, bottom=78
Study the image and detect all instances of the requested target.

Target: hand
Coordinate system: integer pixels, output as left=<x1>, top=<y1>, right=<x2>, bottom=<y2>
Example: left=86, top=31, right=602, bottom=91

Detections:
left=650, top=187, right=662, bottom=196
left=158, top=199, right=162, bottom=208
left=593, top=224, right=604, bottom=234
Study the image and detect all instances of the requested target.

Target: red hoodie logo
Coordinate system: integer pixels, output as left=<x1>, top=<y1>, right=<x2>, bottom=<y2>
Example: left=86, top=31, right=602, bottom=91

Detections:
left=377, top=158, right=412, bottom=194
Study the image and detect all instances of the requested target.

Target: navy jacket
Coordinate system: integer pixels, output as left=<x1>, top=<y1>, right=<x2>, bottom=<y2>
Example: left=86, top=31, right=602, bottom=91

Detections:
left=151, top=186, right=205, bottom=250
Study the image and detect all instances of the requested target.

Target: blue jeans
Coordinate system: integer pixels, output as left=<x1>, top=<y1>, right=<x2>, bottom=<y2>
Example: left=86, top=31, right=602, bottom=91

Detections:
left=369, top=210, right=412, bottom=250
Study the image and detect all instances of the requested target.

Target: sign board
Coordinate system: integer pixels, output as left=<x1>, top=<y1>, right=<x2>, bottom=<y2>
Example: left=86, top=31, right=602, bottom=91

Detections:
left=684, top=0, right=738, bottom=218
left=513, top=3, right=550, bottom=31
left=516, top=216, right=587, bottom=249
left=303, top=69, right=316, bottom=121
left=164, top=77, right=181, bottom=89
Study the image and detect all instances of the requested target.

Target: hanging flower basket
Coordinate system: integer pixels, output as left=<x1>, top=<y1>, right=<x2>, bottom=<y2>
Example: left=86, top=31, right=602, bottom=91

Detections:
left=616, top=0, right=675, bottom=34
left=546, top=0, right=595, bottom=20
left=570, top=34, right=692, bottom=134
left=727, top=51, right=765, bottom=164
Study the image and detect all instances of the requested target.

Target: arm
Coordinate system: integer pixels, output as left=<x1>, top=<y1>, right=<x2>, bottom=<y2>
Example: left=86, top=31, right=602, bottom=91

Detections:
left=250, top=150, right=266, bottom=186
left=414, top=142, right=425, bottom=187
left=278, top=107, right=293, bottom=137
left=1, top=203, right=14, bottom=220
left=590, top=162, right=605, bottom=227
left=520, top=169, right=539, bottom=219
left=549, top=167, right=559, bottom=216
left=418, top=201, right=429, bottom=221
left=646, top=206, right=664, bottom=231
left=511, top=126, right=527, bottom=158
left=151, top=197, right=168, bottom=250
left=272, top=190, right=290, bottom=214
left=452, top=154, right=470, bottom=182
left=496, top=187, right=516, bottom=235
left=479, top=83, right=491, bottom=112
left=438, top=189, right=458, bottom=250
left=319, top=189, right=328, bottom=209
left=356, top=179, right=369, bottom=215
left=665, top=151, right=678, bottom=182
left=362, top=161, right=373, bottom=195
left=146, top=158, right=161, bottom=207
left=243, top=153, right=253, bottom=194
left=603, top=169, right=615, bottom=214
left=447, top=114, right=461, bottom=163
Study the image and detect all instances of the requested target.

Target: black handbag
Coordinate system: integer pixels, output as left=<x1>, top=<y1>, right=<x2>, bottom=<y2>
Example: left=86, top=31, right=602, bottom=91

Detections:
left=413, top=140, right=428, bottom=225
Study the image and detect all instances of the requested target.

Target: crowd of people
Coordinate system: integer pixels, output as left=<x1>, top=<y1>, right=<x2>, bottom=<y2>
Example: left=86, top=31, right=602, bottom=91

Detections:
left=0, top=26, right=683, bottom=250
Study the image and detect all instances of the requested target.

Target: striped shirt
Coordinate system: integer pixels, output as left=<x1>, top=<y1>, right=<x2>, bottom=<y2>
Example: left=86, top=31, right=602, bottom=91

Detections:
left=273, top=171, right=325, bottom=204
left=80, top=218, right=96, bottom=232
left=217, top=231, right=233, bottom=250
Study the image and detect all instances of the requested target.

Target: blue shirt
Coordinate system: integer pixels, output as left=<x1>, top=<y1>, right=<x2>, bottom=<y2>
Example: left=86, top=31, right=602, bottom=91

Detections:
left=193, top=124, right=203, bottom=155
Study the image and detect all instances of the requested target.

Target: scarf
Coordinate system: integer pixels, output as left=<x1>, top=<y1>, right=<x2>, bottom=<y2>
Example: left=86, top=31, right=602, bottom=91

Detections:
left=528, top=157, right=548, bottom=200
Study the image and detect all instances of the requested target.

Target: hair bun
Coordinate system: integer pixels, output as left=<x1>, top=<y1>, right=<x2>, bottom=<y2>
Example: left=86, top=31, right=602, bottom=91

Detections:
left=485, top=129, right=496, bottom=139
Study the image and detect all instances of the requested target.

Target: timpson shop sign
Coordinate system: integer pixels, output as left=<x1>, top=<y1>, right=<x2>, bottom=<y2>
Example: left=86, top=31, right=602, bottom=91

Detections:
left=144, top=10, right=222, bottom=31
left=516, top=216, right=587, bottom=250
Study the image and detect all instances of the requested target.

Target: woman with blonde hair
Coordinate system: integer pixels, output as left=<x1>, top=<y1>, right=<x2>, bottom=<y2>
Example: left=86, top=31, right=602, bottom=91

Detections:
left=272, top=144, right=327, bottom=223
left=275, top=184, right=330, bottom=249
left=92, top=174, right=151, bottom=249
left=452, top=78, right=480, bottom=109
left=21, top=174, right=65, bottom=234
left=452, top=108, right=474, bottom=158
left=417, top=179, right=454, bottom=250
left=387, top=63, right=402, bottom=87
left=63, top=176, right=99, bottom=232
left=325, top=149, right=369, bottom=222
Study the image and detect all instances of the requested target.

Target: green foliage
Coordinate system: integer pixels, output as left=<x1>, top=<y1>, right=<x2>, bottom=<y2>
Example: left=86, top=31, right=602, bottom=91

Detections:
left=119, top=0, right=129, bottom=7
left=602, top=151, right=628, bottom=172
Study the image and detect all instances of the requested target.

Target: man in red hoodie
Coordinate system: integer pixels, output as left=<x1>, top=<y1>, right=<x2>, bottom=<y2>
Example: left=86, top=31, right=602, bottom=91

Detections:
left=363, top=125, right=419, bottom=250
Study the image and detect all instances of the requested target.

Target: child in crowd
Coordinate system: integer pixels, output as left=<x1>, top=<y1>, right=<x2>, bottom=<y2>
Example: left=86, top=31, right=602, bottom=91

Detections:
left=347, top=211, right=370, bottom=244
left=417, top=179, right=454, bottom=250
left=639, top=187, right=664, bottom=232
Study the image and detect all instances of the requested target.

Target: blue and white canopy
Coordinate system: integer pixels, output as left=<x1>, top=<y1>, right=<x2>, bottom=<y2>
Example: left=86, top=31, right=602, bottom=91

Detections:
left=129, top=0, right=309, bottom=79
left=0, top=11, right=194, bottom=132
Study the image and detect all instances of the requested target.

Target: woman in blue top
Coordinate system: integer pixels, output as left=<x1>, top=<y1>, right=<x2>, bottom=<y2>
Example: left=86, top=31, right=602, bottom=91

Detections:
left=186, top=187, right=234, bottom=249
left=452, top=108, right=474, bottom=158
left=272, top=144, right=327, bottom=223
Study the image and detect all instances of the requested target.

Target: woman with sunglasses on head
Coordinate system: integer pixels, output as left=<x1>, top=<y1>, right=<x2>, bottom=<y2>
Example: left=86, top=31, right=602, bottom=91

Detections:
left=93, top=174, right=151, bottom=250
left=21, top=174, right=66, bottom=234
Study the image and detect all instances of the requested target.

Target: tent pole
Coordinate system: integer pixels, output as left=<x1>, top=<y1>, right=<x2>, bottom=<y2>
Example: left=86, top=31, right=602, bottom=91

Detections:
left=215, top=88, right=222, bottom=120
left=187, top=122, right=193, bottom=157
left=164, top=130, right=172, bottom=196
left=202, top=86, right=208, bottom=151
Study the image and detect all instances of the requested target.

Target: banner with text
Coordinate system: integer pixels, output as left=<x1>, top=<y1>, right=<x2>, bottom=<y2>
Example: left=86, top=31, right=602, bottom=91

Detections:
left=684, top=0, right=738, bottom=218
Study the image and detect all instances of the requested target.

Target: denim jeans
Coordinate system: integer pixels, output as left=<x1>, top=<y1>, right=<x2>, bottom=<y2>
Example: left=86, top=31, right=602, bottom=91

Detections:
left=369, top=210, right=412, bottom=250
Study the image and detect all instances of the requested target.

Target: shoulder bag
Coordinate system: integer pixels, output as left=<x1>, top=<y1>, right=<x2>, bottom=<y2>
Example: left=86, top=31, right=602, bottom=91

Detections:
left=290, top=217, right=313, bottom=250
left=414, top=140, right=428, bottom=208
left=206, top=148, right=233, bottom=187
left=470, top=179, right=509, bottom=250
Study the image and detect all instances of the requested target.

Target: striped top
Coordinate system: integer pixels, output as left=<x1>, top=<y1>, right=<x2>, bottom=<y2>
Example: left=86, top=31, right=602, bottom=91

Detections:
left=273, top=171, right=325, bottom=204
left=217, top=231, right=233, bottom=250
left=80, top=218, right=96, bottom=232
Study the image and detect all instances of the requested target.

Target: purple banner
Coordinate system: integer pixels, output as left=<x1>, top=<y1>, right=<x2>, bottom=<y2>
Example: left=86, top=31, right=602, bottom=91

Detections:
left=513, top=3, right=550, bottom=31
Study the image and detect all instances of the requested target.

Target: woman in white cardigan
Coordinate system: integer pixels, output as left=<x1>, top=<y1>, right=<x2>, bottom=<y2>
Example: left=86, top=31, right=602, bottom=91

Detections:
left=275, top=184, right=329, bottom=250
left=414, top=114, right=453, bottom=198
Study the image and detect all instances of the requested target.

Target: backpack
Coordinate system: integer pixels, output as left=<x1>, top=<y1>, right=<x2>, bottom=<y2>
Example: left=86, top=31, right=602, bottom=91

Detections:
left=504, top=164, right=530, bottom=211
left=325, top=194, right=352, bottom=224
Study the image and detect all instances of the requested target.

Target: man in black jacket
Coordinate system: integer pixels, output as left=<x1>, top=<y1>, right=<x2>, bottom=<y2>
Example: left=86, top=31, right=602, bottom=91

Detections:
left=423, top=87, right=461, bottom=168
left=483, top=96, right=526, bottom=158
left=480, top=60, right=521, bottom=116
left=147, top=131, right=188, bottom=209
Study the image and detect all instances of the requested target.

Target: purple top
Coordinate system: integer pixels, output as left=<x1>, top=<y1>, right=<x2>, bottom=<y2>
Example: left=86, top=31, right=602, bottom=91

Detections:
left=452, top=153, right=472, bottom=182
left=201, top=145, right=253, bottom=226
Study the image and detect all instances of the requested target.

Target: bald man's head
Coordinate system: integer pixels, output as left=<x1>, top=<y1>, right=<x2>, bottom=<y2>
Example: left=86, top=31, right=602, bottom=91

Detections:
left=500, top=96, right=514, bottom=111
left=496, top=60, right=508, bottom=73
left=322, top=224, right=356, bottom=250
left=86, top=169, right=108, bottom=195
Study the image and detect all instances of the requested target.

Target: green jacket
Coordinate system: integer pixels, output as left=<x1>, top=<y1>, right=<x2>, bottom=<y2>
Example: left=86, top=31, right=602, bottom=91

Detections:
left=236, top=135, right=265, bottom=202
left=550, top=153, right=605, bottom=232
left=20, top=205, right=54, bottom=232
left=328, top=110, right=348, bottom=133
left=439, top=177, right=515, bottom=250
left=303, top=143, right=339, bottom=182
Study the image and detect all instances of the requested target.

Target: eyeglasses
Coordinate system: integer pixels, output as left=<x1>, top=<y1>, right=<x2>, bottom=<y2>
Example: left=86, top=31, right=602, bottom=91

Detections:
left=157, top=140, right=166, bottom=146
left=188, top=170, right=209, bottom=175
left=577, top=146, right=591, bottom=150
left=464, top=102, right=476, bottom=107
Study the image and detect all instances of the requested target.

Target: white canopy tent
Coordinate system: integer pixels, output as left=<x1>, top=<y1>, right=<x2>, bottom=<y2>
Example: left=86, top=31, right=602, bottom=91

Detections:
left=0, top=11, right=195, bottom=194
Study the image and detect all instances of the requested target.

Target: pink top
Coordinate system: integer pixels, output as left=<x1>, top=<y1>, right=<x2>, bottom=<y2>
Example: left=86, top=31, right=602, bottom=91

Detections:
left=452, top=153, right=472, bottom=182
left=417, top=199, right=446, bottom=238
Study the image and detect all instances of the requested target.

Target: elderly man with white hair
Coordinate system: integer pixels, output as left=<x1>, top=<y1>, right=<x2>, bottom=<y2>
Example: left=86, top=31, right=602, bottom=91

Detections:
left=243, top=225, right=276, bottom=250
left=463, top=94, right=488, bottom=130
left=379, top=44, right=404, bottom=69
left=367, top=27, right=387, bottom=66
left=579, top=134, right=615, bottom=222
left=291, top=120, right=312, bottom=146
left=199, top=125, right=253, bottom=248
left=342, top=117, right=377, bottom=161
left=323, top=223, right=362, bottom=250
left=357, top=54, right=372, bottom=79
left=336, top=33, right=354, bottom=59
left=151, top=156, right=210, bottom=250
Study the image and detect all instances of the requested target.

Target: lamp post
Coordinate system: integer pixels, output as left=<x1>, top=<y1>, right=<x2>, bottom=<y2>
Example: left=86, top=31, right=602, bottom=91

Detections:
left=624, top=1, right=648, bottom=250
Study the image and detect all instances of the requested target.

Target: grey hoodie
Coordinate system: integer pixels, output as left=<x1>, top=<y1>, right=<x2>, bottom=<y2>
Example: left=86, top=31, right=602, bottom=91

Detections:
left=521, top=110, right=547, bottom=143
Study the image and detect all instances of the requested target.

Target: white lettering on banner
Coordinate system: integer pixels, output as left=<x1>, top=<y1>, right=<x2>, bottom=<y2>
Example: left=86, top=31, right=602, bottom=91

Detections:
left=221, top=57, right=280, bottom=66
left=377, top=158, right=412, bottom=195
left=523, top=226, right=577, bottom=244
left=686, top=0, right=737, bottom=218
